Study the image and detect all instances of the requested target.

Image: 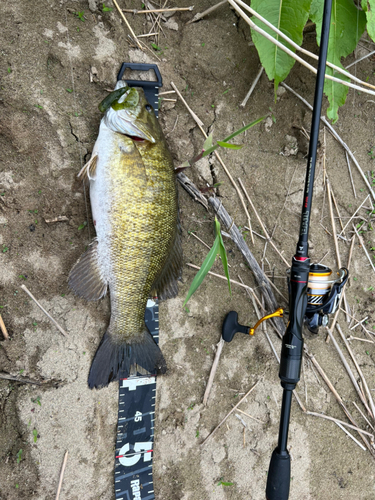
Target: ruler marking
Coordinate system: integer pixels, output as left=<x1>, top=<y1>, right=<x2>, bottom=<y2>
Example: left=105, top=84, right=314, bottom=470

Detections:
left=115, top=465, right=152, bottom=481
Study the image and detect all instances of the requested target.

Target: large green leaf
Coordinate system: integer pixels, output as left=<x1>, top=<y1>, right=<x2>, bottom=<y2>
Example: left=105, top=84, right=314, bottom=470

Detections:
left=251, top=0, right=312, bottom=94
left=362, top=0, right=375, bottom=42
left=310, top=0, right=366, bottom=122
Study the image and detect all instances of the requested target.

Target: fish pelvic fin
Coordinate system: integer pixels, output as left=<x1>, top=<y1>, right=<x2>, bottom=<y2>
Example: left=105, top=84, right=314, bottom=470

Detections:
left=68, top=240, right=108, bottom=301
left=88, top=327, right=167, bottom=389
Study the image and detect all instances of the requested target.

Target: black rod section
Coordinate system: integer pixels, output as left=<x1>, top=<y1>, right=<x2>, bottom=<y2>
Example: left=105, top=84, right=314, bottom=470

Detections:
left=266, top=0, right=333, bottom=498
left=295, top=0, right=333, bottom=258
left=277, top=387, right=293, bottom=451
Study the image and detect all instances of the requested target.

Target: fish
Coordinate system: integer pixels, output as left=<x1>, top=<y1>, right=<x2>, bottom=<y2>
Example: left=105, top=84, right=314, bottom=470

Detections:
left=69, top=81, right=182, bottom=389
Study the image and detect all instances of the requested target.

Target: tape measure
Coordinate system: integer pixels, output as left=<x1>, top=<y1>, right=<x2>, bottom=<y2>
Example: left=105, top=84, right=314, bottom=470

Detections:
left=114, top=63, right=163, bottom=500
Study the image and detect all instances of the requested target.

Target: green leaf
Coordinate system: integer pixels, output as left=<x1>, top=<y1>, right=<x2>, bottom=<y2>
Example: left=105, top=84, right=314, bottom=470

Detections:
left=202, top=133, right=213, bottom=151
left=362, top=0, right=375, bottom=42
left=310, top=0, right=366, bottom=122
left=220, top=117, right=265, bottom=143
left=102, top=2, right=113, bottom=11
left=216, top=141, right=243, bottom=150
left=183, top=236, right=220, bottom=306
left=74, top=11, right=85, bottom=22
left=217, top=222, right=231, bottom=296
left=251, top=0, right=312, bottom=94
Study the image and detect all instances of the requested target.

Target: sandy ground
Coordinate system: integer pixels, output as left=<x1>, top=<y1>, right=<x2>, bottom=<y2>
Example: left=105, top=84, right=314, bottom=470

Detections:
left=1, top=1, right=375, bottom=499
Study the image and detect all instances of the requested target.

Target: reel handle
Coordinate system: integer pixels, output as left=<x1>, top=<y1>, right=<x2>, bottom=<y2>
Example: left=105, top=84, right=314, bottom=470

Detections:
left=222, top=311, right=249, bottom=342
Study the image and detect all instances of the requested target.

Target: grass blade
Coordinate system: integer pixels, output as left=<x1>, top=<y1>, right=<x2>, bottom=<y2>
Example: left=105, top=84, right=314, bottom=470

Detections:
left=217, top=225, right=231, bottom=296
left=216, top=141, right=243, bottom=150
left=221, top=117, right=264, bottom=143
left=184, top=236, right=220, bottom=305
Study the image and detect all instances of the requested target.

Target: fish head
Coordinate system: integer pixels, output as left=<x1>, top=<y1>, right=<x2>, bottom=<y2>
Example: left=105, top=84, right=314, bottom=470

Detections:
left=99, top=83, right=159, bottom=144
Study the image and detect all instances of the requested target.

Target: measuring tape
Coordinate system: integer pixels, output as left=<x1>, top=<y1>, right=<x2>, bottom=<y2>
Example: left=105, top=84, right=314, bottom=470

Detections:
left=113, top=63, right=163, bottom=500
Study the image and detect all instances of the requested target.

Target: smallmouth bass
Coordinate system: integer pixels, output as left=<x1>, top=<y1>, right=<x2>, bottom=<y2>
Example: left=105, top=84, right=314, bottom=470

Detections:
left=69, top=81, right=182, bottom=389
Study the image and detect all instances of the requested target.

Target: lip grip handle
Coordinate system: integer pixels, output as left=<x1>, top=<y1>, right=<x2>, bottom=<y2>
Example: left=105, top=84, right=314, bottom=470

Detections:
left=117, top=63, right=163, bottom=88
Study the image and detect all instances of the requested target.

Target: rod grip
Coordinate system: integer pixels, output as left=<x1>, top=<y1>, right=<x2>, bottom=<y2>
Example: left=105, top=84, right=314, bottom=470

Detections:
left=266, top=448, right=291, bottom=500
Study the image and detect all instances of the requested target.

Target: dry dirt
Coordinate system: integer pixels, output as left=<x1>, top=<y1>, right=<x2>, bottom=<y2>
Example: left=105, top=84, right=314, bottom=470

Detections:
left=1, top=1, right=375, bottom=499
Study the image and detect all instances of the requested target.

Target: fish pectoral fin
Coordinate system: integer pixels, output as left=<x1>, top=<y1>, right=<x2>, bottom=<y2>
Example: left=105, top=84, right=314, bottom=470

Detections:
left=152, top=228, right=183, bottom=300
left=77, top=153, right=98, bottom=183
left=68, top=239, right=108, bottom=301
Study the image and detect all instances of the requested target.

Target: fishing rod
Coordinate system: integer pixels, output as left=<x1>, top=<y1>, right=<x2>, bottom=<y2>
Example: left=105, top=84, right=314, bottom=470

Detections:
left=222, top=0, right=350, bottom=498
left=265, top=1, right=333, bottom=497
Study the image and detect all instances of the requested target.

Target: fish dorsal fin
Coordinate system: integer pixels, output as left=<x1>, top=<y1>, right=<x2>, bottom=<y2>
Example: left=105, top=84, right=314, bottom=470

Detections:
left=77, top=153, right=98, bottom=183
left=68, top=240, right=108, bottom=301
left=153, top=227, right=183, bottom=300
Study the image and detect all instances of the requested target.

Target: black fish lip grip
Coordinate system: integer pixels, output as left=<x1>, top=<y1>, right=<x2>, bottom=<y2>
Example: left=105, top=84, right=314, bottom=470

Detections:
left=117, top=63, right=163, bottom=118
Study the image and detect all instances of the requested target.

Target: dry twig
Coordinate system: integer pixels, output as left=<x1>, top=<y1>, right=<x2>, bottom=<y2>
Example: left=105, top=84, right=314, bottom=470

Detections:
left=240, top=66, right=264, bottom=108
left=325, top=327, right=372, bottom=416
left=203, top=338, right=225, bottom=406
left=304, top=347, right=375, bottom=456
left=55, top=450, right=69, bottom=500
left=326, top=177, right=350, bottom=322
left=334, top=422, right=367, bottom=451
left=336, top=323, right=375, bottom=419
left=0, top=373, right=42, bottom=385
left=345, top=151, right=357, bottom=198
left=306, top=411, right=374, bottom=440
left=201, top=380, right=259, bottom=445
left=281, top=83, right=375, bottom=202
left=20, top=285, right=68, bottom=337
left=123, top=6, right=193, bottom=14
left=113, top=0, right=143, bottom=50
left=353, top=224, right=375, bottom=274
left=238, top=178, right=289, bottom=267
left=186, top=0, right=226, bottom=24
left=338, top=196, right=370, bottom=237
left=0, top=314, right=9, bottom=340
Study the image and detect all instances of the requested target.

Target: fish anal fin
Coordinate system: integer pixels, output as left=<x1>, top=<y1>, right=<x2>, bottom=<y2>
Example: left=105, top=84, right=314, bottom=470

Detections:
left=68, top=240, right=107, bottom=301
left=153, top=229, right=183, bottom=301
left=77, top=153, right=98, bottom=183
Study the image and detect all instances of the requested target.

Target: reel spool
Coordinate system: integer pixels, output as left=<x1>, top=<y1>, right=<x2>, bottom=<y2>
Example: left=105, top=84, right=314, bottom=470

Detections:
left=304, top=263, right=348, bottom=334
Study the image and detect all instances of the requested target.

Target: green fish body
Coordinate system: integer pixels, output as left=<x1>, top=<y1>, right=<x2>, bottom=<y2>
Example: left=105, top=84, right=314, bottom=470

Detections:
left=69, top=83, right=182, bottom=388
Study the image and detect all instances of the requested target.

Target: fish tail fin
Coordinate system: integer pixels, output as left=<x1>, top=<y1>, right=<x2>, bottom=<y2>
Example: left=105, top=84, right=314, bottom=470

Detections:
left=88, top=327, right=167, bottom=389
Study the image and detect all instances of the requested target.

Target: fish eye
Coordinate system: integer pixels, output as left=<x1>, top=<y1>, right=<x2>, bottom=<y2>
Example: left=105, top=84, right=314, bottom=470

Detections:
left=145, top=104, right=152, bottom=112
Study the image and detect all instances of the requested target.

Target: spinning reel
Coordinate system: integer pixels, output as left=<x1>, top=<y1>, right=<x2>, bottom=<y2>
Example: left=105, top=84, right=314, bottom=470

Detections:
left=222, top=263, right=349, bottom=342
left=304, top=263, right=348, bottom=334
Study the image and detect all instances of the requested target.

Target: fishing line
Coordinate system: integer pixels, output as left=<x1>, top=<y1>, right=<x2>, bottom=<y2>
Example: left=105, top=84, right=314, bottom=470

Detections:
left=63, top=4, right=91, bottom=242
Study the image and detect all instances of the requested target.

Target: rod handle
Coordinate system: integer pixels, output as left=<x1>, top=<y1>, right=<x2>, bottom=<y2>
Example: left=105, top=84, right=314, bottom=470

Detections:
left=266, top=448, right=291, bottom=500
